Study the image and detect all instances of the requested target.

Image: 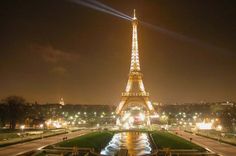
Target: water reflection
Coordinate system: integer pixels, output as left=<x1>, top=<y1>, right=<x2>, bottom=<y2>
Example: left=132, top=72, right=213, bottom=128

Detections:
left=100, top=132, right=152, bottom=156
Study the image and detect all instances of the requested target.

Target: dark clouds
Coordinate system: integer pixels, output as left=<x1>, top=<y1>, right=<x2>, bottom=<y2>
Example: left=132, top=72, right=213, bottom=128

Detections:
left=32, top=44, right=79, bottom=64
left=28, top=44, right=80, bottom=75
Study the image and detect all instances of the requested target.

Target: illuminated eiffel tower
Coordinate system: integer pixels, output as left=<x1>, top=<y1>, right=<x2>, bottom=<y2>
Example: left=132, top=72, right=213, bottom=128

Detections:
left=116, top=10, right=155, bottom=116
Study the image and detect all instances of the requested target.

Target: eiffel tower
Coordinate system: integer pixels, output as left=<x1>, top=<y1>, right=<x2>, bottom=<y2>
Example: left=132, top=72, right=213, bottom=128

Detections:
left=116, top=10, right=155, bottom=116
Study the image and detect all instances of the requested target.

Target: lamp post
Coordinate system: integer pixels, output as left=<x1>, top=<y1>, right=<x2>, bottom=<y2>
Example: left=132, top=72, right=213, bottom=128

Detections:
left=20, top=125, right=25, bottom=132
left=40, top=124, right=44, bottom=139
left=40, top=124, right=44, bottom=129
left=20, top=125, right=25, bottom=141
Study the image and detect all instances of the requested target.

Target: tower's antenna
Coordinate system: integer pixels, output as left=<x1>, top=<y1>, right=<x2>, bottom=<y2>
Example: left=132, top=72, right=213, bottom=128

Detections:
left=133, top=9, right=136, bottom=19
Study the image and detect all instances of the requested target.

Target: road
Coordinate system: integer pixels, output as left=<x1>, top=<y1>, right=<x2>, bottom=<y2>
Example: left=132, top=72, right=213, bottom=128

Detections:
left=176, top=130, right=236, bottom=156
left=0, top=130, right=91, bottom=156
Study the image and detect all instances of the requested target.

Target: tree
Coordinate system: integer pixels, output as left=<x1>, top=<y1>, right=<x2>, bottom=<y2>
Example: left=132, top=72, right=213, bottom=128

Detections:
left=0, top=104, right=7, bottom=127
left=3, top=96, right=26, bottom=130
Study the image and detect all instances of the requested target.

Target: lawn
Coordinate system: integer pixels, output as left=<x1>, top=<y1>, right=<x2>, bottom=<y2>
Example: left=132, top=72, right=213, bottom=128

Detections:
left=0, top=133, right=20, bottom=140
left=56, top=131, right=114, bottom=151
left=151, top=131, right=205, bottom=151
left=0, top=130, right=67, bottom=147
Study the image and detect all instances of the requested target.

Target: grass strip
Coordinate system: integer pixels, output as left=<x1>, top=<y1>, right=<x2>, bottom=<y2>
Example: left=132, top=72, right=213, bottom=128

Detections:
left=0, top=131, right=67, bottom=147
left=184, top=130, right=236, bottom=146
left=56, top=131, right=113, bottom=152
left=151, top=131, right=205, bottom=151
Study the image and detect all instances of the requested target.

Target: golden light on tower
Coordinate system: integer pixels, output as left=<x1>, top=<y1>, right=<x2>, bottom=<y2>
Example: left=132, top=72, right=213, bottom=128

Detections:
left=130, top=9, right=140, bottom=72
left=116, top=10, right=155, bottom=115
left=133, top=9, right=136, bottom=20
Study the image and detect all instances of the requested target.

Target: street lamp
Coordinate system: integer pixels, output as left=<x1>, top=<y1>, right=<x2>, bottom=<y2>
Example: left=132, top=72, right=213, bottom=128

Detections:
left=39, top=124, right=44, bottom=139
left=20, top=125, right=25, bottom=131
left=20, top=125, right=25, bottom=140
left=40, top=124, right=44, bottom=129
left=216, top=125, right=222, bottom=131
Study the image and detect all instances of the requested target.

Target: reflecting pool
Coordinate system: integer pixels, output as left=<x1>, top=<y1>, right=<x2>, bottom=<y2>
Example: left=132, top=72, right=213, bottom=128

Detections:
left=100, top=132, right=152, bottom=156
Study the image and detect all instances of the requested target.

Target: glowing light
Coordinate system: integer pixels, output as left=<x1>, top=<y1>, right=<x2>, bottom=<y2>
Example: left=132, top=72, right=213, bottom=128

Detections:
left=196, top=122, right=212, bottom=130
left=116, top=118, right=121, bottom=126
left=115, top=101, right=125, bottom=114
left=130, top=11, right=140, bottom=71
left=115, top=10, right=156, bottom=115
left=100, top=132, right=152, bottom=155
left=150, top=113, right=159, bottom=118
left=147, top=101, right=154, bottom=110
left=39, top=124, right=44, bottom=128
left=139, top=81, right=145, bottom=92
left=133, top=9, right=136, bottom=20
left=45, top=119, right=51, bottom=127
left=128, top=116, right=134, bottom=124
left=86, top=0, right=131, bottom=20
left=216, top=125, right=223, bottom=131
left=123, top=122, right=130, bottom=129
left=20, top=125, right=25, bottom=130
left=62, top=122, right=67, bottom=126
left=125, top=82, right=131, bottom=92
left=70, top=0, right=132, bottom=21
left=53, top=121, right=62, bottom=128
left=139, top=113, right=145, bottom=121
left=140, top=21, right=232, bottom=55
left=45, top=119, right=67, bottom=128
left=59, top=98, right=65, bottom=105
left=122, top=112, right=131, bottom=121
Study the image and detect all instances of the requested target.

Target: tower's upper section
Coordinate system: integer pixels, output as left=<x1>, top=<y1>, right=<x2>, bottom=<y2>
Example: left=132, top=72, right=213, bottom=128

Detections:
left=133, top=9, right=137, bottom=20
left=130, top=9, right=140, bottom=72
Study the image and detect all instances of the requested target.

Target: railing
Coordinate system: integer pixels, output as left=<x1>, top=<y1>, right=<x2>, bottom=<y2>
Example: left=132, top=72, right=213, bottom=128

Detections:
left=150, top=150, right=218, bottom=156
left=35, top=145, right=218, bottom=156
left=122, top=92, right=149, bottom=97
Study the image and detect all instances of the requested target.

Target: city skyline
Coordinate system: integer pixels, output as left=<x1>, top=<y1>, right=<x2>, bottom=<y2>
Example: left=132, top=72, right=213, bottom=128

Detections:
left=1, top=0, right=236, bottom=104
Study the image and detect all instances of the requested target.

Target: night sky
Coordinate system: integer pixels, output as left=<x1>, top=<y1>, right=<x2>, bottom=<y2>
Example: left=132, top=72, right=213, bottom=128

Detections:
left=1, top=0, right=236, bottom=104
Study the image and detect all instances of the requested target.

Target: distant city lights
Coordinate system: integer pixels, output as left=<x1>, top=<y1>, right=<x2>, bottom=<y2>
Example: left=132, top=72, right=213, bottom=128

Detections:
left=196, top=122, right=213, bottom=130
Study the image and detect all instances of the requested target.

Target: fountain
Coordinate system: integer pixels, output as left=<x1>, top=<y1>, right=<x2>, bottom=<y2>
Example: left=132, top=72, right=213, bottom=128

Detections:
left=100, top=132, right=152, bottom=156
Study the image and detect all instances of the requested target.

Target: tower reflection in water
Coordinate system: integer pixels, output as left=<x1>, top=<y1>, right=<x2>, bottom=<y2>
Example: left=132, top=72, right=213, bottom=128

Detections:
left=100, top=132, right=152, bottom=156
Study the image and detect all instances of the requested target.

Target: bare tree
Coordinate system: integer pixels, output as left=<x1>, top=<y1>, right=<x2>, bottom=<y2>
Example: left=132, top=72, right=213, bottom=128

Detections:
left=3, top=96, right=26, bottom=130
